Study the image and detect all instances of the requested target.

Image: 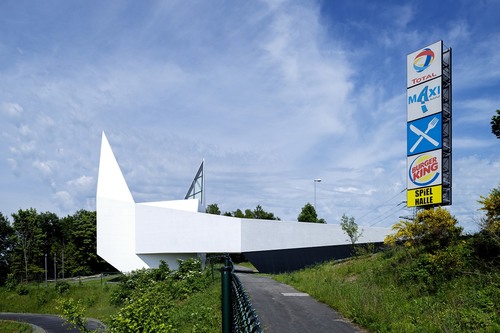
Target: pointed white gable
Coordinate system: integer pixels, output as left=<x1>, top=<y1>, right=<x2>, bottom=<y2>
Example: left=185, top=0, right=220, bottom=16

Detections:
left=97, top=132, right=134, bottom=203
left=97, top=132, right=149, bottom=272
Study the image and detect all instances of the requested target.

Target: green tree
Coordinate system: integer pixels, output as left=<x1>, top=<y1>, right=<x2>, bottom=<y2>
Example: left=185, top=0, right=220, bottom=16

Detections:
left=38, top=211, right=61, bottom=276
left=244, top=209, right=254, bottom=218
left=491, top=109, right=500, bottom=139
left=230, top=209, right=244, bottom=218
left=251, top=205, right=279, bottom=220
left=478, top=184, right=500, bottom=233
left=61, top=210, right=110, bottom=276
left=298, top=203, right=325, bottom=223
left=11, top=208, right=47, bottom=281
left=384, top=207, right=462, bottom=250
left=205, top=203, right=221, bottom=215
left=0, top=212, right=14, bottom=284
left=340, top=214, right=362, bottom=245
left=225, top=205, right=280, bottom=220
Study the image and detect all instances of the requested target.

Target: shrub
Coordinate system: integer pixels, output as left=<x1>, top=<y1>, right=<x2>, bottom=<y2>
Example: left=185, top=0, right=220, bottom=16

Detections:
left=110, top=266, right=164, bottom=306
left=385, top=207, right=462, bottom=251
left=57, top=298, right=96, bottom=333
left=471, top=231, right=500, bottom=268
left=108, top=258, right=212, bottom=332
left=35, top=288, right=51, bottom=307
left=16, top=284, right=29, bottom=296
left=478, top=184, right=500, bottom=234
left=5, top=274, right=18, bottom=291
left=108, top=283, right=175, bottom=333
left=387, top=239, right=475, bottom=295
left=55, top=281, right=71, bottom=295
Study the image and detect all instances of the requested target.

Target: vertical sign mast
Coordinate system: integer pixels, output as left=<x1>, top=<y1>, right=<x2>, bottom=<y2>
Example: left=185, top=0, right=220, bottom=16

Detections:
left=406, top=41, right=452, bottom=208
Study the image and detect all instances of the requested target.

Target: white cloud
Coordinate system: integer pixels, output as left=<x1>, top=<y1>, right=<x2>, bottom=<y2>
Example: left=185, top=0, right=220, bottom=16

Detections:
left=66, top=175, right=95, bottom=195
left=18, top=124, right=31, bottom=136
left=335, top=186, right=359, bottom=193
left=454, top=137, right=495, bottom=149
left=55, top=191, right=75, bottom=212
left=1, top=102, right=23, bottom=116
left=9, top=141, right=36, bottom=154
left=32, top=160, right=58, bottom=177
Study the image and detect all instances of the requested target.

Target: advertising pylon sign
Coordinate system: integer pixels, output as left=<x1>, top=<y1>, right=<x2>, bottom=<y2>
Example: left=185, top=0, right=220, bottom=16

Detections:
left=406, top=41, right=452, bottom=208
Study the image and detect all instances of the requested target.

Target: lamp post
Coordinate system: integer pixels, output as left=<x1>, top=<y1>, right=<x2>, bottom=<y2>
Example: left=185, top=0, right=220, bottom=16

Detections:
left=314, top=179, right=322, bottom=210
left=45, top=254, right=48, bottom=287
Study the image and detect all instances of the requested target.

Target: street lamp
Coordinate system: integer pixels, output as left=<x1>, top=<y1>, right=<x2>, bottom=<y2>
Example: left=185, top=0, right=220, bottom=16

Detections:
left=314, top=179, right=322, bottom=210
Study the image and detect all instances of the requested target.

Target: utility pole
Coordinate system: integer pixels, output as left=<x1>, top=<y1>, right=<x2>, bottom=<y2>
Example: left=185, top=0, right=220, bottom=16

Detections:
left=314, top=179, right=322, bottom=210
left=54, top=253, right=57, bottom=283
left=45, top=254, right=48, bottom=287
left=62, top=247, right=65, bottom=280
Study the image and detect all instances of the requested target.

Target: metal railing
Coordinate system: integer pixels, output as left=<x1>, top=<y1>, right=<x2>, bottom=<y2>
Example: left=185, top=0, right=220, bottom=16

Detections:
left=220, top=255, right=264, bottom=333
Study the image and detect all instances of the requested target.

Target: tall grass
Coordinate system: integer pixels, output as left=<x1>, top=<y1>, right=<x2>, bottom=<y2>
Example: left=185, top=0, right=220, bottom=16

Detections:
left=275, top=252, right=499, bottom=333
left=169, top=281, right=222, bottom=333
left=0, top=320, right=33, bottom=333
left=0, top=278, right=119, bottom=323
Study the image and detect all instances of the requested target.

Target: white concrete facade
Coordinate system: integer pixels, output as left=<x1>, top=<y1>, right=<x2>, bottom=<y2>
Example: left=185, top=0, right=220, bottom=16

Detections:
left=97, top=132, right=391, bottom=272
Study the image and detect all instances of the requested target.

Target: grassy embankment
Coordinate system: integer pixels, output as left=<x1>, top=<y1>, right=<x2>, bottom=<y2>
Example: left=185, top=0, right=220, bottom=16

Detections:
left=0, top=269, right=222, bottom=332
left=275, top=248, right=499, bottom=332
left=0, top=277, right=119, bottom=321
left=2, top=245, right=497, bottom=332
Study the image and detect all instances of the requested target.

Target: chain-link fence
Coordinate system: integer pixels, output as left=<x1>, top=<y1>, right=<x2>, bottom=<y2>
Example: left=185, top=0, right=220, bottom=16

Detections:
left=219, top=255, right=264, bottom=333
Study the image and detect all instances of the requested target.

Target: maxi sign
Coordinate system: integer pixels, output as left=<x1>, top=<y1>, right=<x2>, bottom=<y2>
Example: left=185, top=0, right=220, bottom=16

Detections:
left=406, top=41, right=452, bottom=208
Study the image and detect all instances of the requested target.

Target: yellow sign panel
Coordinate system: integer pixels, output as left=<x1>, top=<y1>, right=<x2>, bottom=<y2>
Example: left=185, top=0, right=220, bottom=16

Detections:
left=407, top=185, right=442, bottom=207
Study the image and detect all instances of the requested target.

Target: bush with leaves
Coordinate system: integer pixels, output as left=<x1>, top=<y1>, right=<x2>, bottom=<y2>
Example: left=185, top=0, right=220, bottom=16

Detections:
left=57, top=298, right=95, bottom=333
left=478, top=184, right=500, bottom=234
left=109, top=282, right=176, bottom=333
left=108, top=258, right=211, bottom=332
left=340, top=213, right=362, bottom=245
left=170, top=258, right=210, bottom=299
left=384, top=208, right=469, bottom=294
left=384, top=207, right=462, bottom=251
left=474, top=184, right=500, bottom=268
left=110, top=260, right=172, bottom=306
left=385, top=240, right=473, bottom=295
left=16, top=283, right=29, bottom=296
left=55, top=281, right=71, bottom=295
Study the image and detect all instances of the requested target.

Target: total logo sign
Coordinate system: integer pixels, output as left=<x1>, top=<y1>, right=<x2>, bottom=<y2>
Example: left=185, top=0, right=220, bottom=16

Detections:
left=407, top=77, right=442, bottom=121
left=407, top=41, right=442, bottom=88
left=407, top=149, right=442, bottom=190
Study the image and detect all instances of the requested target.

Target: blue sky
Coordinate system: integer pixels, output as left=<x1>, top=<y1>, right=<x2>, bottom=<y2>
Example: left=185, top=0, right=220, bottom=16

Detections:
left=1, top=0, right=498, bottom=231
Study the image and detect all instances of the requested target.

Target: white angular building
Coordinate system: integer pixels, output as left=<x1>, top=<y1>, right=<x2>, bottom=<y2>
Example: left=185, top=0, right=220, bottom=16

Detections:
left=96, top=132, right=391, bottom=273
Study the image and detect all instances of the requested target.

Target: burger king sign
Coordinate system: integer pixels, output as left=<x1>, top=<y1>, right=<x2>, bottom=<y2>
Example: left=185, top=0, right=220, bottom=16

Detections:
left=407, top=149, right=442, bottom=190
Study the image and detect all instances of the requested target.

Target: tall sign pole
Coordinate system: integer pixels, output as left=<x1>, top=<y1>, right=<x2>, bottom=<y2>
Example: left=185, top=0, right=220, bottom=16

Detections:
left=406, top=41, right=452, bottom=208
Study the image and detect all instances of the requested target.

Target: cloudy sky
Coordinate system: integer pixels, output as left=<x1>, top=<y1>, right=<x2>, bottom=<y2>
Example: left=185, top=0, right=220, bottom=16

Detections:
left=1, top=0, right=498, bottom=231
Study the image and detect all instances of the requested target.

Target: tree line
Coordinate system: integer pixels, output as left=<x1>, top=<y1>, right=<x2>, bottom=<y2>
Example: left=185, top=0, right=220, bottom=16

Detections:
left=206, top=202, right=327, bottom=223
left=0, top=209, right=114, bottom=285
left=0, top=202, right=326, bottom=286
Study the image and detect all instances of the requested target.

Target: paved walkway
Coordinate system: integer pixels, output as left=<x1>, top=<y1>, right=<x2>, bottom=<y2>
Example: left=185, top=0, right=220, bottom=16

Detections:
left=235, top=269, right=367, bottom=333
left=0, top=313, right=104, bottom=333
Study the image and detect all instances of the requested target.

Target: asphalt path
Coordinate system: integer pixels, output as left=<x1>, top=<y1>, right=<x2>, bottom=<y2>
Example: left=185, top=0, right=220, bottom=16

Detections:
left=235, top=269, right=368, bottom=333
left=0, top=313, right=105, bottom=333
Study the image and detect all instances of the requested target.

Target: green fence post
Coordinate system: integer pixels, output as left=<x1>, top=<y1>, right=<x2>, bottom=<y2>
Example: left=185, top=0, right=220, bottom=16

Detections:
left=221, top=255, right=232, bottom=333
